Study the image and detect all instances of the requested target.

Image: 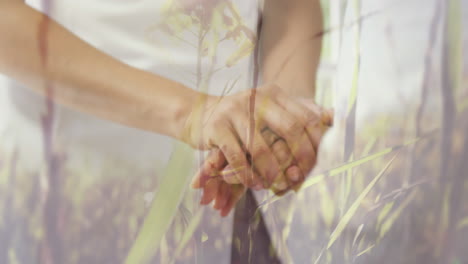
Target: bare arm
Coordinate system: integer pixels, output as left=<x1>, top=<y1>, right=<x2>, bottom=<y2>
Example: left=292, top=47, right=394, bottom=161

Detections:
left=260, top=0, right=323, bottom=98
left=0, top=0, right=324, bottom=187
left=0, top=0, right=197, bottom=139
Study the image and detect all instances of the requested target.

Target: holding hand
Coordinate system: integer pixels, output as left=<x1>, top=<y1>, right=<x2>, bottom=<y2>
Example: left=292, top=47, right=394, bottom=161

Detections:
left=191, top=97, right=333, bottom=216
left=183, top=84, right=328, bottom=189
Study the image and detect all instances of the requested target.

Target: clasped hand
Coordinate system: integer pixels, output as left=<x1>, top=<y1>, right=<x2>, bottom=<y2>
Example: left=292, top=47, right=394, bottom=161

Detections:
left=182, top=84, right=333, bottom=216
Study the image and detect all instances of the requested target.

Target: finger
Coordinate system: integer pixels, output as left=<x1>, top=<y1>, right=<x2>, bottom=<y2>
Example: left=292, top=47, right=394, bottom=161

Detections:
left=262, top=129, right=305, bottom=195
left=221, top=164, right=242, bottom=184
left=275, top=94, right=332, bottom=150
left=222, top=164, right=264, bottom=190
left=271, top=166, right=302, bottom=196
left=247, top=129, right=282, bottom=187
left=200, top=178, right=221, bottom=205
left=270, top=139, right=303, bottom=185
left=287, top=166, right=304, bottom=192
left=231, top=116, right=282, bottom=187
left=261, top=102, right=316, bottom=180
left=261, top=129, right=290, bottom=189
left=261, top=128, right=281, bottom=146
left=261, top=129, right=294, bottom=192
left=192, top=148, right=226, bottom=189
left=220, top=185, right=246, bottom=217
left=214, top=182, right=231, bottom=210
left=217, top=129, right=253, bottom=187
left=284, top=131, right=316, bottom=184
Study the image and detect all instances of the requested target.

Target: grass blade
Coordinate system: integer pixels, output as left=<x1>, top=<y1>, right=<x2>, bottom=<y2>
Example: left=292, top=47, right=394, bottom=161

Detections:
left=169, top=209, right=204, bottom=264
left=326, top=152, right=398, bottom=249
left=379, top=189, right=418, bottom=240
left=258, top=131, right=436, bottom=208
left=125, top=143, right=194, bottom=264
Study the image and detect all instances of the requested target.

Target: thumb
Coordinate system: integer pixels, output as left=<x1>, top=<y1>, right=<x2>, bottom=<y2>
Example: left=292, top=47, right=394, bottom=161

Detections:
left=321, top=108, right=334, bottom=127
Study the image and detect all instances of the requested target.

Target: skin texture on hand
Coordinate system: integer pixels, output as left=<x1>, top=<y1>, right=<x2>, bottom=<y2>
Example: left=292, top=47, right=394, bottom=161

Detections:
left=1, top=0, right=327, bottom=218
left=183, top=84, right=327, bottom=190
left=184, top=85, right=321, bottom=188
left=192, top=100, right=333, bottom=217
left=0, top=1, right=201, bottom=141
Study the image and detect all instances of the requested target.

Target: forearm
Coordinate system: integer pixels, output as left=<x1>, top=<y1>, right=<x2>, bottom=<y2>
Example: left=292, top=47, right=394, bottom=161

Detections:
left=0, top=1, right=198, bottom=140
left=260, top=0, right=323, bottom=98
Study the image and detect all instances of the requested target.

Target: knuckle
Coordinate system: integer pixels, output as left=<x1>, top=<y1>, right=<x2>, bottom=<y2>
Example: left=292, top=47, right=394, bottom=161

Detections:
left=272, top=140, right=290, bottom=163
left=250, top=142, right=269, bottom=157
left=299, top=112, right=315, bottom=124
left=304, top=112, right=321, bottom=126
left=284, top=120, right=303, bottom=137
left=262, top=129, right=279, bottom=145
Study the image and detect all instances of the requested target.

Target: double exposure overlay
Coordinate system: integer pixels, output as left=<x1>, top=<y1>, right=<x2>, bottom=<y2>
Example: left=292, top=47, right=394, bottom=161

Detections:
left=0, top=0, right=467, bottom=263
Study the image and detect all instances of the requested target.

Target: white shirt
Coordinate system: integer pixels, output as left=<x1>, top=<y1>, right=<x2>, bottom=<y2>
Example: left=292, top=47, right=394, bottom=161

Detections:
left=1, top=1, right=263, bottom=263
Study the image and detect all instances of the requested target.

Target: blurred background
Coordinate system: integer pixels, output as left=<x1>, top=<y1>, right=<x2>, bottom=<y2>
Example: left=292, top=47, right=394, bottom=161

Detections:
left=0, top=0, right=467, bottom=263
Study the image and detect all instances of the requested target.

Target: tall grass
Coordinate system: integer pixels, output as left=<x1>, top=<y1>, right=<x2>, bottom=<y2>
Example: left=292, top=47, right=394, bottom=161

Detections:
left=125, top=143, right=194, bottom=264
left=1, top=0, right=467, bottom=263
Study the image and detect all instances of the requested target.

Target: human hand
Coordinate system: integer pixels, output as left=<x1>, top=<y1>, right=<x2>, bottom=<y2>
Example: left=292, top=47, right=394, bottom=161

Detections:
left=191, top=99, right=333, bottom=216
left=183, top=84, right=328, bottom=189
left=190, top=130, right=292, bottom=217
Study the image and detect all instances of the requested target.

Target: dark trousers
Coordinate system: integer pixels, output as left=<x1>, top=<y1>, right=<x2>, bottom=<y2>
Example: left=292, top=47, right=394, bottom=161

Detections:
left=230, top=190, right=282, bottom=264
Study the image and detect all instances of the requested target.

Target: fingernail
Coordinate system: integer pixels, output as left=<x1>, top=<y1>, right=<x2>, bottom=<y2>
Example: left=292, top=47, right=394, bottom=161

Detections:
left=273, top=181, right=288, bottom=191
left=288, top=170, right=300, bottom=182
left=286, top=166, right=301, bottom=182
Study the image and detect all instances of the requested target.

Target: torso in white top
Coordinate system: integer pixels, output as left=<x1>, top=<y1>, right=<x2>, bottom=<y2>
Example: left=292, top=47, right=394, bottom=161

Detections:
left=6, top=0, right=262, bottom=172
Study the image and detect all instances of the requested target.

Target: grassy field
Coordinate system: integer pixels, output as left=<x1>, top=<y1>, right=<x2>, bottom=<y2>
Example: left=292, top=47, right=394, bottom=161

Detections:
left=0, top=0, right=467, bottom=263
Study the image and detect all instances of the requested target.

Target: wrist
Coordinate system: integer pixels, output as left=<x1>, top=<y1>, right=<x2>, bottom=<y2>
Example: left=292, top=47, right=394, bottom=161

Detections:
left=259, top=81, right=316, bottom=100
left=174, top=90, right=217, bottom=147
left=259, top=82, right=316, bottom=102
left=127, top=69, right=203, bottom=141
